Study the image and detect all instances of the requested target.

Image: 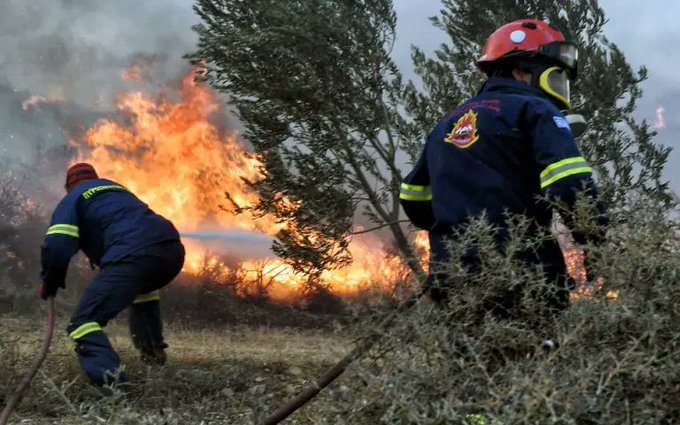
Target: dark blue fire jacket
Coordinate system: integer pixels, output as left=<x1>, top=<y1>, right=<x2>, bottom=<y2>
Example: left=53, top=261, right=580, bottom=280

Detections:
left=40, top=178, right=181, bottom=288
left=400, top=77, right=601, bottom=263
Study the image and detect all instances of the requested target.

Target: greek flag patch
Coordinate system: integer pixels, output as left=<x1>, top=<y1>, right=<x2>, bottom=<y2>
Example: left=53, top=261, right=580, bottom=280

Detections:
left=553, top=116, right=571, bottom=130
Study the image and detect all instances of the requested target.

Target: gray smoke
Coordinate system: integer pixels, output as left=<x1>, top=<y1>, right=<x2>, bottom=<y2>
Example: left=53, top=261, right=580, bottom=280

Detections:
left=0, top=0, right=197, bottom=105
left=0, top=0, right=199, bottom=204
left=2, top=0, right=675, bottom=200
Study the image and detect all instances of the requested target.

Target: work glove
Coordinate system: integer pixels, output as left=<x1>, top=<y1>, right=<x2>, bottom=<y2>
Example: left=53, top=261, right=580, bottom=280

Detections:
left=39, top=280, right=63, bottom=300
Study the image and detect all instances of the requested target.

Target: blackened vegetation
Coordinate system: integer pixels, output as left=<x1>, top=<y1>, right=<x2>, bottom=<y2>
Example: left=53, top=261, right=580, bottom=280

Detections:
left=0, top=171, right=47, bottom=312
left=162, top=266, right=348, bottom=329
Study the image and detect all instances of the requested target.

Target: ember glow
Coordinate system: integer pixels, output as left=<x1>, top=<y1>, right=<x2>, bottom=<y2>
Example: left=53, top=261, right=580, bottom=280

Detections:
left=561, top=237, right=616, bottom=301
left=70, top=70, right=414, bottom=300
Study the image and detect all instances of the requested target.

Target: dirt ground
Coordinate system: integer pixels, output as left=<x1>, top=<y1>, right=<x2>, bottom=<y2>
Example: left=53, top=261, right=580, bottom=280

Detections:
left=0, top=314, right=351, bottom=424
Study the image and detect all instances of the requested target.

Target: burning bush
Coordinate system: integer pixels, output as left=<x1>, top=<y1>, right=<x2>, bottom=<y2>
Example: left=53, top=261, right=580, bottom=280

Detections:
left=158, top=255, right=349, bottom=328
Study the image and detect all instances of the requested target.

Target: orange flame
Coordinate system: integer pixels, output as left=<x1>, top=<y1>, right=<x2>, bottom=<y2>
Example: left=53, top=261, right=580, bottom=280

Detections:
left=69, top=69, right=609, bottom=303
left=72, top=70, right=413, bottom=300
left=561, top=237, right=616, bottom=302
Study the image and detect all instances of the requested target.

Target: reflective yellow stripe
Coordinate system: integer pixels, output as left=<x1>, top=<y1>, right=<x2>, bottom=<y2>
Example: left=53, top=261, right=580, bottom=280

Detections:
left=399, top=193, right=433, bottom=201
left=541, top=166, right=593, bottom=188
left=540, top=157, right=587, bottom=179
left=399, top=182, right=432, bottom=201
left=539, top=157, right=592, bottom=189
left=69, top=322, right=102, bottom=340
left=81, top=184, right=127, bottom=200
left=400, top=183, right=429, bottom=192
left=133, top=291, right=160, bottom=304
left=46, top=224, right=79, bottom=238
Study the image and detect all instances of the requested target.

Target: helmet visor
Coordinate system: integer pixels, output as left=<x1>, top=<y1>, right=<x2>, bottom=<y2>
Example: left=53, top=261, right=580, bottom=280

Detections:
left=539, top=42, right=578, bottom=79
left=539, top=66, right=571, bottom=109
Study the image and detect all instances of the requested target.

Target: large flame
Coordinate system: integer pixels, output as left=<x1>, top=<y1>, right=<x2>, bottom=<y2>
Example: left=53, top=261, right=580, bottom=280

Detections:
left=67, top=69, right=606, bottom=303
left=72, top=70, right=413, bottom=300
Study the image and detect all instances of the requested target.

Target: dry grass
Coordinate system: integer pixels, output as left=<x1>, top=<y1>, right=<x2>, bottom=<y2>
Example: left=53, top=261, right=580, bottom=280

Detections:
left=0, top=314, right=351, bottom=424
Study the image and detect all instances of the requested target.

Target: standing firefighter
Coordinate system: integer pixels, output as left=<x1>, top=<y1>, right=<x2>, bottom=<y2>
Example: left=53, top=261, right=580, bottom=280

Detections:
left=400, top=19, right=606, bottom=310
left=40, top=163, right=185, bottom=386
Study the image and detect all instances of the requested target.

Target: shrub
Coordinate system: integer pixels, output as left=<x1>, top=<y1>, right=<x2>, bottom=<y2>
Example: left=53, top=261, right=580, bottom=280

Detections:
left=307, top=204, right=679, bottom=425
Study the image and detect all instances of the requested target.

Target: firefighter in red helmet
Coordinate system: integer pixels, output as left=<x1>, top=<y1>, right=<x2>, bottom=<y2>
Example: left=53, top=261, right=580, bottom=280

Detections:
left=477, top=19, right=579, bottom=111
left=40, top=163, right=185, bottom=387
left=400, top=19, right=607, bottom=311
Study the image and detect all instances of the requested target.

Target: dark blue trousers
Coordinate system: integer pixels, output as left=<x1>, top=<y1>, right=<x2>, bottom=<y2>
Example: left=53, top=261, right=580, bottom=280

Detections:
left=426, top=231, right=572, bottom=313
left=67, top=241, right=184, bottom=385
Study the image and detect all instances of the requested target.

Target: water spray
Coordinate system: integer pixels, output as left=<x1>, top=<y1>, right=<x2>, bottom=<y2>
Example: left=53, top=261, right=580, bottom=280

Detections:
left=180, top=230, right=273, bottom=244
left=180, top=230, right=275, bottom=260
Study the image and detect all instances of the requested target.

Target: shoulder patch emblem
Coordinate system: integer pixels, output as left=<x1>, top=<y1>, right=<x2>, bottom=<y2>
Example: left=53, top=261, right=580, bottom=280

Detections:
left=444, top=109, right=479, bottom=148
left=553, top=116, right=571, bottom=131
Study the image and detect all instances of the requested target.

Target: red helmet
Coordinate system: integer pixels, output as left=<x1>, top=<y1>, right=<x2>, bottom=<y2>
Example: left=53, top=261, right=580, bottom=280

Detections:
left=477, top=19, right=578, bottom=79
left=65, top=163, right=98, bottom=190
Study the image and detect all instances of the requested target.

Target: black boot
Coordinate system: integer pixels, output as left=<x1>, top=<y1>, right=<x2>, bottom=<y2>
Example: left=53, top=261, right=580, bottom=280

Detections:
left=139, top=343, right=168, bottom=366
left=129, top=300, right=168, bottom=365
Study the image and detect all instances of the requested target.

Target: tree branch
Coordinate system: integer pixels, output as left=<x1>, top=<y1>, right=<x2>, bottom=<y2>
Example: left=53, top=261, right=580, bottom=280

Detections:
left=351, top=220, right=410, bottom=235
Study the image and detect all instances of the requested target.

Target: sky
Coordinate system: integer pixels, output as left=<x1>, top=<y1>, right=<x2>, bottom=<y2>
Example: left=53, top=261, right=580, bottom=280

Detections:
left=0, top=0, right=677, bottom=192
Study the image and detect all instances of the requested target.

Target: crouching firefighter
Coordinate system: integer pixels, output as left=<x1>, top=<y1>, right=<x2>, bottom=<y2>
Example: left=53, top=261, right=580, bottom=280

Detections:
left=399, top=19, right=607, bottom=313
left=39, top=163, right=185, bottom=386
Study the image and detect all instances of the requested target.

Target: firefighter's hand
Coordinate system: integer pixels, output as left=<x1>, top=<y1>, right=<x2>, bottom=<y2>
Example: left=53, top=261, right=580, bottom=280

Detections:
left=39, top=281, right=61, bottom=300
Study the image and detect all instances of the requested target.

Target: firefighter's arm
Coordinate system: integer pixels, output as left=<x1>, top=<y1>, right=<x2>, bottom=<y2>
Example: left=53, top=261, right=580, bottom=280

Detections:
left=528, top=100, right=608, bottom=244
left=399, top=144, right=435, bottom=230
left=39, top=199, right=80, bottom=298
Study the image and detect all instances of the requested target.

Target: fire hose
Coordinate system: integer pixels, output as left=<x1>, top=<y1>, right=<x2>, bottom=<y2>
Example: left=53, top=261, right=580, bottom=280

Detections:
left=0, top=297, right=55, bottom=425
left=261, top=290, right=423, bottom=425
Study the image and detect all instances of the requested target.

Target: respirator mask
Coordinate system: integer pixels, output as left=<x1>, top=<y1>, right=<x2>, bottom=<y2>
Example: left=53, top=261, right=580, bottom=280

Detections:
left=523, top=42, right=586, bottom=136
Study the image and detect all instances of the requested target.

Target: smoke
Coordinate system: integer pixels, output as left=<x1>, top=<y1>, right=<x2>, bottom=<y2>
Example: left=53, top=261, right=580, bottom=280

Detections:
left=0, top=0, right=197, bottom=104
left=0, top=0, right=199, bottom=204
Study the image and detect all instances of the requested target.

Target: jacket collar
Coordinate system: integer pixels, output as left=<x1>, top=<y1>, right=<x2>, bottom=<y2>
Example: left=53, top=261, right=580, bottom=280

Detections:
left=479, top=76, right=547, bottom=99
